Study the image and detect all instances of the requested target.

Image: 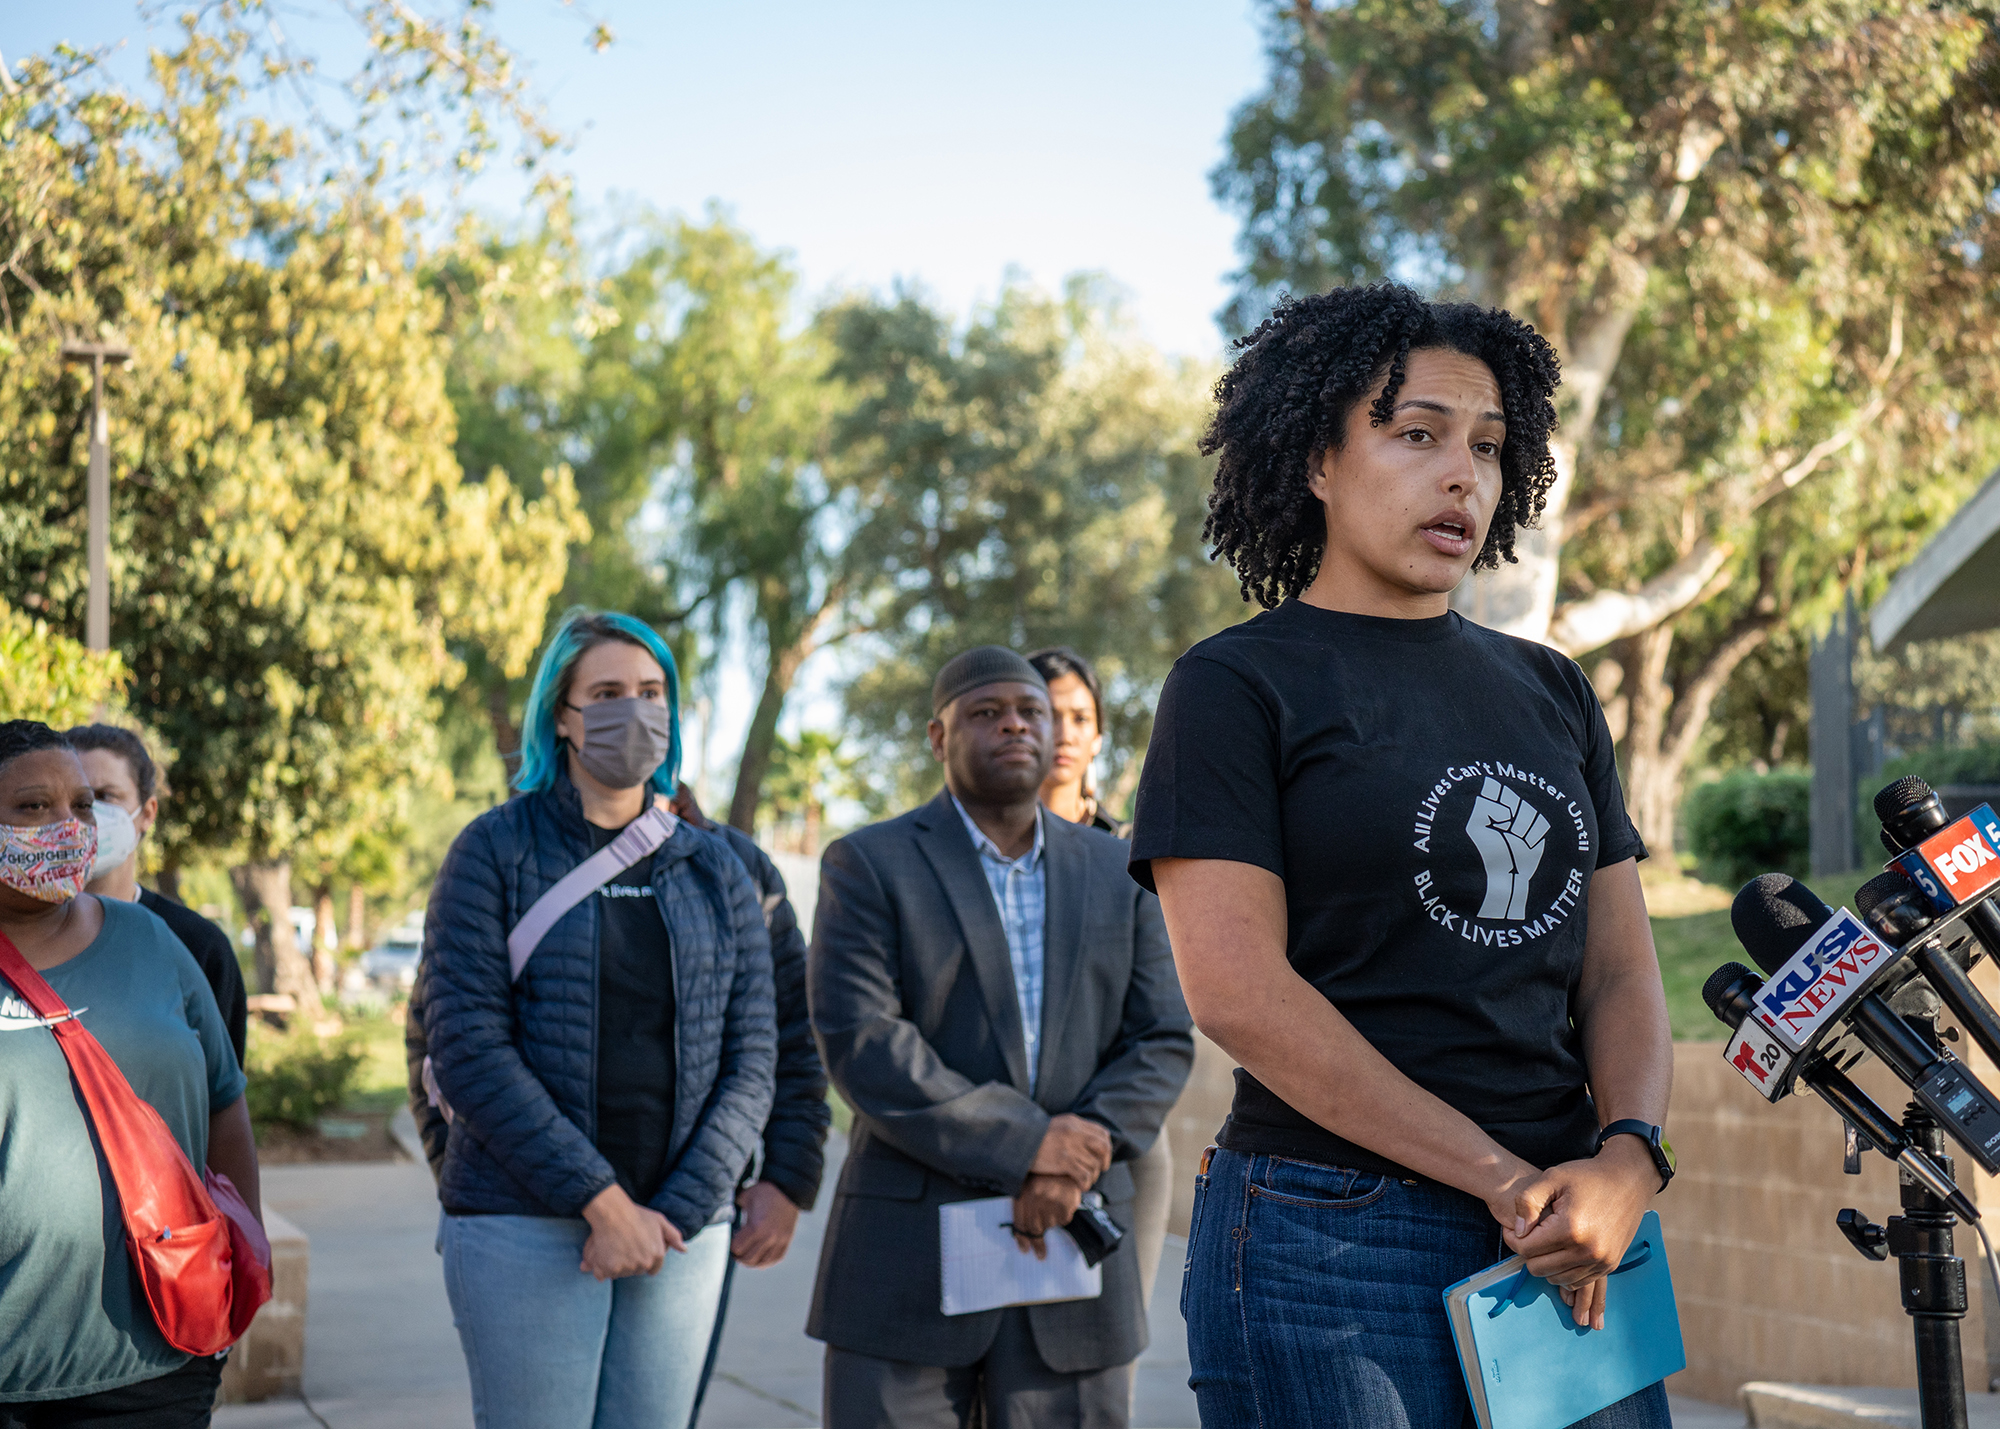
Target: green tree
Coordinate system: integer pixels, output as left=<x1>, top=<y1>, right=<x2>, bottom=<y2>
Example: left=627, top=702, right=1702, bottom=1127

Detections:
left=437, top=212, right=845, bottom=831
left=761, top=730, right=856, bottom=854
left=652, top=219, right=843, bottom=830
left=160, top=0, right=603, bottom=201
left=828, top=278, right=1237, bottom=811
left=0, top=34, right=582, bottom=999
left=1852, top=629, right=2000, bottom=753
left=0, top=598, right=127, bottom=725
left=427, top=221, right=631, bottom=762
left=1217, top=2, right=2000, bottom=854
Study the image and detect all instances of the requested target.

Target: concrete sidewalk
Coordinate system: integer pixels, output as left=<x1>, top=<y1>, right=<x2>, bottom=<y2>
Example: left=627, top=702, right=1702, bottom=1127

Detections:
left=692, top=1139, right=1197, bottom=1429
left=212, top=1137, right=1202, bottom=1428
left=214, top=1135, right=1742, bottom=1428
left=212, top=1157, right=467, bottom=1429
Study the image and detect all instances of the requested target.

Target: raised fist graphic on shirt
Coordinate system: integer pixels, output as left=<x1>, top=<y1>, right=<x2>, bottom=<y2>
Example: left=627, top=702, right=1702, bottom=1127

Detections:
left=1465, top=777, right=1549, bottom=921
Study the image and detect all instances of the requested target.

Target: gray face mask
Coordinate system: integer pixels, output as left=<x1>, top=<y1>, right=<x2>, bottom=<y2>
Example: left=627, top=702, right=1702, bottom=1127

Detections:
left=566, top=697, right=673, bottom=790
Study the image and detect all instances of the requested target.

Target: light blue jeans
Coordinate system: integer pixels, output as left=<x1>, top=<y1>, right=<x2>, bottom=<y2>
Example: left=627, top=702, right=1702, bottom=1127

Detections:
left=440, top=1212, right=732, bottom=1429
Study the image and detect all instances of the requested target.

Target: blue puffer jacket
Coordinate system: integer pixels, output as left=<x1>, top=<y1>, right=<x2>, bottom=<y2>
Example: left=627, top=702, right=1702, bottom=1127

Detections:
left=422, top=769, right=776, bottom=1235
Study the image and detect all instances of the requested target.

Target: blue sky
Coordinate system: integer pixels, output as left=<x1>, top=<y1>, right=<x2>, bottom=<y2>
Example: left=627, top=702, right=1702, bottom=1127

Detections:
left=3, top=1, right=1271, bottom=358
left=0, top=1, right=1273, bottom=797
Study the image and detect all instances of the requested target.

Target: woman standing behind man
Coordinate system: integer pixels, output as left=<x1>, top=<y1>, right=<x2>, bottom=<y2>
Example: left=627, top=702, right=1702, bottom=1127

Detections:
left=1025, top=647, right=1171, bottom=1309
left=420, top=609, right=776, bottom=1429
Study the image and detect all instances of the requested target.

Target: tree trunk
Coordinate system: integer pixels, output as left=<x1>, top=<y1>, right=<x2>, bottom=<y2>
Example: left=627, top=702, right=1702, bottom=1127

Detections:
left=345, top=883, right=368, bottom=950
left=1104, top=753, right=1145, bottom=828
left=1547, top=540, right=1733, bottom=657
left=229, top=860, right=319, bottom=1006
left=1620, top=617, right=1775, bottom=863
left=154, top=862, right=181, bottom=904
left=1495, top=0, right=1556, bottom=74
left=311, top=883, right=339, bottom=993
left=1620, top=626, right=1680, bottom=856
left=1452, top=264, right=1650, bottom=642
left=1451, top=433, right=1582, bottom=639
left=728, top=639, right=811, bottom=833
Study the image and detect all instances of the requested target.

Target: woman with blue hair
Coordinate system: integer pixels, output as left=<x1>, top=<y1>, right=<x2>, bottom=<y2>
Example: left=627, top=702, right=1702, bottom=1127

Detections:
left=419, top=608, right=777, bottom=1429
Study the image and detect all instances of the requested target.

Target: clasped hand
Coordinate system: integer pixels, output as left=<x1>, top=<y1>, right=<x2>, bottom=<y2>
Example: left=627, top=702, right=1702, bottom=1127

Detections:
left=732, top=1180, right=801, bottom=1268
left=1488, top=1141, right=1658, bottom=1332
left=1011, top=1114, right=1113, bottom=1260
left=580, top=1183, right=686, bottom=1281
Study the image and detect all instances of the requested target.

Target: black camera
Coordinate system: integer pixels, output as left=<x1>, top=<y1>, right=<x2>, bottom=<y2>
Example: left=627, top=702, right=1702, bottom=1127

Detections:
left=1065, top=1192, right=1125, bottom=1268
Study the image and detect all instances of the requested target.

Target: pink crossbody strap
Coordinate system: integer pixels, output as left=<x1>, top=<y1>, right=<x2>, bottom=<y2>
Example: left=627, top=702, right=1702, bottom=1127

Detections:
left=423, top=804, right=678, bottom=1125
left=505, top=805, right=678, bottom=981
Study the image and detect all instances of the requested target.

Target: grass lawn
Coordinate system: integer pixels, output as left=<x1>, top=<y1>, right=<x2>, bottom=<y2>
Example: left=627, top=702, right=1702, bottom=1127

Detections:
left=1652, top=905, right=1740, bottom=1041
left=341, top=1007, right=414, bottom=1112
left=1640, top=868, right=1736, bottom=1040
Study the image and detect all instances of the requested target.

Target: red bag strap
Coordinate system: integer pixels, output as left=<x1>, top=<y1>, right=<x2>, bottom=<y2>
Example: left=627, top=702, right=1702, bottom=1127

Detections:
left=0, top=927, right=75, bottom=1023
left=0, top=923, right=269, bottom=1358
left=0, top=925, right=212, bottom=1202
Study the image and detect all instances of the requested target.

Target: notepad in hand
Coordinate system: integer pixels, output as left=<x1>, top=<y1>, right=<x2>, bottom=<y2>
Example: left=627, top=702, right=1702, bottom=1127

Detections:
left=1442, top=1211, right=1684, bottom=1429
left=939, top=1196, right=1102, bottom=1317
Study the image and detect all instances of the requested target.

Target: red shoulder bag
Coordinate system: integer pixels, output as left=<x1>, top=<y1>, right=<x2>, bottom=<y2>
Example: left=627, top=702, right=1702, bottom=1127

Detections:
left=0, top=930, right=271, bottom=1356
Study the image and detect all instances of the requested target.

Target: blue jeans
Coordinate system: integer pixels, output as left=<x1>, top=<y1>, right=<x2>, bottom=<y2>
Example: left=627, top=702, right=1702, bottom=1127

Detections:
left=440, top=1212, right=732, bottom=1429
left=1182, top=1149, right=1672, bottom=1429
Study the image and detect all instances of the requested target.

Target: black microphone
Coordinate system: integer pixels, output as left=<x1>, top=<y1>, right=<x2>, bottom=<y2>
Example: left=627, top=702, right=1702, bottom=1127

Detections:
left=1857, top=869, right=2000, bottom=1072
left=1875, top=778, right=2000, bottom=961
left=1732, top=874, right=2000, bottom=1175
left=1702, top=959, right=1979, bottom=1220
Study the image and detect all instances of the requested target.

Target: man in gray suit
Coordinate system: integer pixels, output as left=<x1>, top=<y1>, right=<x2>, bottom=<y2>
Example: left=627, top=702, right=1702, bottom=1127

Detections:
left=807, top=645, right=1194, bottom=1429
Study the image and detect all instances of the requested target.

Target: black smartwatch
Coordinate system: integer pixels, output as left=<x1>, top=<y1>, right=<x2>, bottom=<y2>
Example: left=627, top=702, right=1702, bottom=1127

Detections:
left=1594, top=1119, right=1675, bottom=1191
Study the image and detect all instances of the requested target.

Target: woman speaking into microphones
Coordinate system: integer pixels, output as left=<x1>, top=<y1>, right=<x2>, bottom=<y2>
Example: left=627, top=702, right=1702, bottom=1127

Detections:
left=1129, top=286, right=1674, bottom=1427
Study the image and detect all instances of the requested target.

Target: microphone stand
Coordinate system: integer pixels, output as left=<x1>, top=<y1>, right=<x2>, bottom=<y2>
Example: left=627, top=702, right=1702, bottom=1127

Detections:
left=1837, top=1015, right=1971, bottom=1429
left=1707, top=946, right=1989, bottom=1427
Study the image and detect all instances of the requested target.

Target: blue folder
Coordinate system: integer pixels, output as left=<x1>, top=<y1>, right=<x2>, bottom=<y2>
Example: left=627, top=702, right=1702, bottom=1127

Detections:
left=1442, top=1211, right=1685, bottom=1429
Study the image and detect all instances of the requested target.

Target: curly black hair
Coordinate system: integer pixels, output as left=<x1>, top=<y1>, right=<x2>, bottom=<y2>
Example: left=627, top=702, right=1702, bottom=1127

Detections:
left=0, top=720, right=71, bottom=776
left=1201, top=284, right=1562, bottom=609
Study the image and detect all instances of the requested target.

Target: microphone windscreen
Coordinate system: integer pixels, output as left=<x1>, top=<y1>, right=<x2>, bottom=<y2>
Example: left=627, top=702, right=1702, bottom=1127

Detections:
left=1701, top=962, right=1757, bottom=1022
left=1855, top=869, right=1915, bottom=921
left=1731, top=873, right=1835, bottom=975
left=1875, top=776, right=1935, bottom=825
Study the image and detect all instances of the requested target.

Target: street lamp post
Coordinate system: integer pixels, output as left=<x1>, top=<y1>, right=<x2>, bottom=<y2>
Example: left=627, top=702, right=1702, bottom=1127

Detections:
left=59, top=340, right=133, bottom=652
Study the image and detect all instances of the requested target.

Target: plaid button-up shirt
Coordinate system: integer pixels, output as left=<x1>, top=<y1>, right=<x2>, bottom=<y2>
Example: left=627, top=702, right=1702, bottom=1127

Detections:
left=953, top=796, right=1047, bottom=1093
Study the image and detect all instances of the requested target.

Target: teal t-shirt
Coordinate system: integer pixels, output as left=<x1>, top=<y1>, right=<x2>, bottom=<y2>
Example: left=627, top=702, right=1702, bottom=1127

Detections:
left=0, top=897, right=247, bottom=1401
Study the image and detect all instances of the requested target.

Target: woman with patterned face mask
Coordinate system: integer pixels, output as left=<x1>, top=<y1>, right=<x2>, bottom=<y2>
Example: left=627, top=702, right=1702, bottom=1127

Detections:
left=65, top=724, right=248, bottom=1068
left=0, top=721, right=257, bottom=1426
left=409, top=610, right=778, bottom=1429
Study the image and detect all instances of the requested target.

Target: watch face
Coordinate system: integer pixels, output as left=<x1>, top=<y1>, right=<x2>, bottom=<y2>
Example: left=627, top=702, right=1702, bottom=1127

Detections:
left=1658, top=1136, right=1676, bottom=1172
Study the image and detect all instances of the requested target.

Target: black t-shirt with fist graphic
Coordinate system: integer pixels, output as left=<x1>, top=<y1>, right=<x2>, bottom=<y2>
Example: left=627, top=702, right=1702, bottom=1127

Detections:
left=1129, top=599, right=1645, bottom=1181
